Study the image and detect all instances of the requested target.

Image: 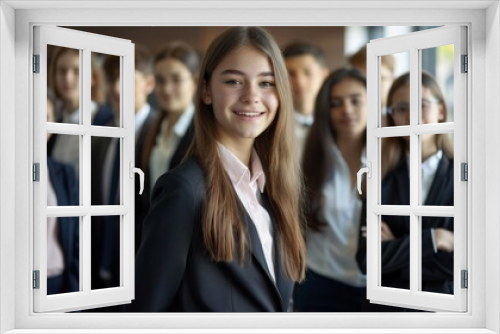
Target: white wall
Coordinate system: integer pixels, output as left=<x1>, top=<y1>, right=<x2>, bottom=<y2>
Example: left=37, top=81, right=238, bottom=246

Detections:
left=0, top=2, right=16, bottom=333
left=485, top=2, right=500, bottom=333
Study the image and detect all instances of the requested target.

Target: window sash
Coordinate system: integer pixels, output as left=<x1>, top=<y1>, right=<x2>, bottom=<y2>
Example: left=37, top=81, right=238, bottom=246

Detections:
left=32, top=25, right=136, bottom=313
left=365, top=25, right=468, bottom=312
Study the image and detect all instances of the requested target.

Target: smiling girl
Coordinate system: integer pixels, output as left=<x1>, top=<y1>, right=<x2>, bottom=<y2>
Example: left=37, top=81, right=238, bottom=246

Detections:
left=124, top=27, right=306, bottom=312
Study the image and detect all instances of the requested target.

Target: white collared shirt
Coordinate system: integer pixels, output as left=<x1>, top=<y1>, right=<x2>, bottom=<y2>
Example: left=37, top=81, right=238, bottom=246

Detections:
left=293, top=112, right=314, bottom=161
left=149, top=104, right=194, bottom=189
left=135, top=103, right=151, bottom=138
left=51, top=101, right=99, bottom=178
left=407, top=150, right=443, bottom=253
left=407, top=150, right=443, bottom=204
left=217, top=143, right=275, bottom=282
left=305, top=144, right=367, bottom=287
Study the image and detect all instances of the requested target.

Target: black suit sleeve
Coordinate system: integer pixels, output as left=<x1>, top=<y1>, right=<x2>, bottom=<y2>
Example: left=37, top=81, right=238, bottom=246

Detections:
left=355, top=201, right=368, bottom=274
left=124, top=172, right=198, bottom=312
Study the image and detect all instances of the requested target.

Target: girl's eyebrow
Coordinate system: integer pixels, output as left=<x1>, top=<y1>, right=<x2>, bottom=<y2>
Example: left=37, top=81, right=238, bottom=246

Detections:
left=220, top=69, right=275, bottom=77
left=332, top=93, right=363, bottom=99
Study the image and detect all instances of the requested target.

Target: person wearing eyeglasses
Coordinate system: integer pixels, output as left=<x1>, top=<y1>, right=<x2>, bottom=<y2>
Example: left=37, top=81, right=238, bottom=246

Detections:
left=135, top=41, right=200, bottom=250
left=356, top=71, right=455, bottom=311
left=294, top=68, right=368, bottom=312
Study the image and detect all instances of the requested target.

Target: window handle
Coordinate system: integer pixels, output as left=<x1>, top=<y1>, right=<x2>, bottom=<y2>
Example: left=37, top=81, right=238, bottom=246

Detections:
left=357, top=162, right=371, bottom=195
left=129, top=162, right=144, bottom=195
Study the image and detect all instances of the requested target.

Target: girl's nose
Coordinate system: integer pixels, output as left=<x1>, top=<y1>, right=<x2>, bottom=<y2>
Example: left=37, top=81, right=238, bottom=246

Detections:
left=240, top=84, right=259, bottom=104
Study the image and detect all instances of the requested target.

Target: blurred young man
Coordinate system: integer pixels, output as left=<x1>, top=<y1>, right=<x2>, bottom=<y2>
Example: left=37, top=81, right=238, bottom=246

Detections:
left=348, top=45, right=395, bottom=112
left=283, top=42, right=329, bottom=158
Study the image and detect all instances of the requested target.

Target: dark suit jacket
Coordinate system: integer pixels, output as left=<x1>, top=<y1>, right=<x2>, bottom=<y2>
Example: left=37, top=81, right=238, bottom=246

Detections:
left=90, top=122, right=121, bottom=290
left=356, top=154, right=454, bottom=296
left=47, top=157, right=80, bottom=293
left=47, top=104, right=113, bottom=156
left=134, top=111, right=194, bottom=253
left=123, top=158, right=294, bottom=312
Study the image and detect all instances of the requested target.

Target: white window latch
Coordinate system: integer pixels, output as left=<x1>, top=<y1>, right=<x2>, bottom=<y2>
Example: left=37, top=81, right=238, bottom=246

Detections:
left=357, top=162, right=372, bottom=195
left=129, top=162, right=144, bottom=195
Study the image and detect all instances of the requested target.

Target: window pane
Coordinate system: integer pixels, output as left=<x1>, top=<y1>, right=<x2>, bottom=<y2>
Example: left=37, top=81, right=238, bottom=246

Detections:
left=381, top=136, right=410, bottom=205
left=380, top=215, right=410, bottom=291
left=93, top=52, right=120, bottom=127
left=47, top=216, right=80, bottom=295
left=48, top=134, right=81, bottom=192
left=47, top=45, right=81, bottom=125
left=91, top=137, right=122, bottom=206
left=421, top=216, right=454, bottom=295
left=420, top=44, right=454, bottom=124
left=383, top=51, right=410, bottom=127
left=420, top=133, right=454, bottom=206
left=91, top=215, right=121, bottom=290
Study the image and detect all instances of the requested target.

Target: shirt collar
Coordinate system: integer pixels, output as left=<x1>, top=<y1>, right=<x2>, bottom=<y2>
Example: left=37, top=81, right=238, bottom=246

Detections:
left=135, top=103, right=151, bottom=131
left=294, top=111, right=314, bottom=127
left=422, top=149, right=443, bottom=171
left=173, top=103, right=195, bottom=137
left=405, top=149, right=442, bottom=175
left=217, top=142, right=266, bottom=193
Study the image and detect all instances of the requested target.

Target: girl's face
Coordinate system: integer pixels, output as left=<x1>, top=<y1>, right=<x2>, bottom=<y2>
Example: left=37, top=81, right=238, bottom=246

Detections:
left=203, top=45, right=279, bottom=148
left=154, top=58, right=197, bottom=114
left=329, top=78, right=367, bottom=139
left=390, top=84, right=445, bottom=147
left=55, top=51, right=80, bottom=107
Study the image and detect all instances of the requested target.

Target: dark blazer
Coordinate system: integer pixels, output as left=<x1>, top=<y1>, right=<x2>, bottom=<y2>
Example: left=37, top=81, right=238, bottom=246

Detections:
left=90, top=121, right=121, bottom=290
left=133, top=106, right=159, bottom=252
left=124, top=158, right=294, bottom=312
left=134, top=111, right=194, bottom=253
left=356, top=154, right=454, bottom=297
left=135, top=106, right=159, bottom=166
left=47, top=157, right=80, bottom=293
left=47, top=104, right=113, bottom=156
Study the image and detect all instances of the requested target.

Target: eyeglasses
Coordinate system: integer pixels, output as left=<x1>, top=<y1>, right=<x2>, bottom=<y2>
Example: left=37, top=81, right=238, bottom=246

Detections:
left=388, top=98, right=440, bottom=116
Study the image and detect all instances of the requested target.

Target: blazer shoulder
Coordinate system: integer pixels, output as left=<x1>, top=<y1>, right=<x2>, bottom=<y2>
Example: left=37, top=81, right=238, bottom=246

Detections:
left=152, top=157, right=206, bottom=204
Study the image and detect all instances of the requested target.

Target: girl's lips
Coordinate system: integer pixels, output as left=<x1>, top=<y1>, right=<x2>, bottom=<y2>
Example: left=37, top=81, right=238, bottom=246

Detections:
left=232, top=110, right=265, bottom=120
left=233, top=110, right=265, bottom=117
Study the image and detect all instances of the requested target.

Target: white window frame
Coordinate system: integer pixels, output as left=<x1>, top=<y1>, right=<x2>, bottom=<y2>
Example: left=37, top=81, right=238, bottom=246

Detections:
left=1, top=1, right=499, bottom=333
left=365, top=25, right=467, bottom=312
left=32, top=25, right=136, bottom=312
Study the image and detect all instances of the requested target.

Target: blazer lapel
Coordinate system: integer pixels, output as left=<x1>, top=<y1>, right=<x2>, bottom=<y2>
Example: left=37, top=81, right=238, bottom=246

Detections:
left=241, top=208, right=274, bottom=281
left=240, top=200, right=286, bottom=310
left=260, top=193, right=291, bottom=311
left=396, top=161, right=410, bottom=206
left=424, top=155, right=450, bottom=206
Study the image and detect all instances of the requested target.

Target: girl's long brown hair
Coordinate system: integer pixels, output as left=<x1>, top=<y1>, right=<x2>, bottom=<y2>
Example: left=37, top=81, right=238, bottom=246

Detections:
left=382, top=71, right=454, bottom=179
left=189, top=26, right=306, bottom=282
left=302, top=68, right=367, bottom=231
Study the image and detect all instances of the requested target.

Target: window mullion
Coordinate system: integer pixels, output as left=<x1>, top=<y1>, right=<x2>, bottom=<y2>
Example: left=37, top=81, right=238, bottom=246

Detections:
left=81, top=47, right=92, bottom=295
left=409, top=46, right=420, bottom=294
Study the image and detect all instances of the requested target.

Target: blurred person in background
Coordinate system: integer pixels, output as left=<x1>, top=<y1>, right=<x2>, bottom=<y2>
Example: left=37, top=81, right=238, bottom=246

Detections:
left=356, top=72, right=455, bottom=312
left=48, top=46, right=113, bottom=176
left=135, top=41, right=200, bottom=250
left=348, top=45, right=395, bottom=113
left=295, top=68, right=368, bottom=312
left=46, top=94, right=80, bottom=295
left=282, top=42, right=329, bottom=158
